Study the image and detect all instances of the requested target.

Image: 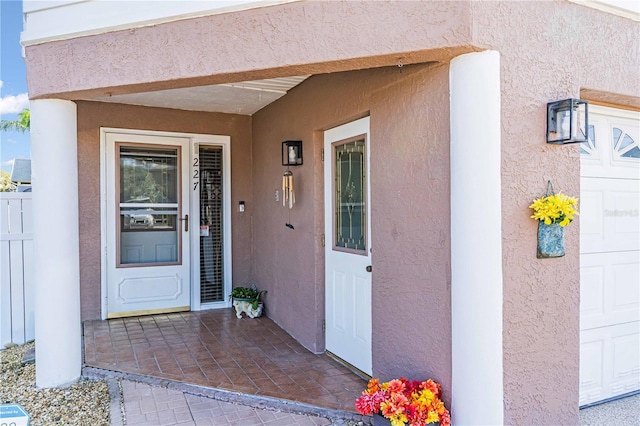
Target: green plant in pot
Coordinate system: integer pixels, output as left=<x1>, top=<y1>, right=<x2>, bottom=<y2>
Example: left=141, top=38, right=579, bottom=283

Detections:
left=230, top=286, right=266, bottom=318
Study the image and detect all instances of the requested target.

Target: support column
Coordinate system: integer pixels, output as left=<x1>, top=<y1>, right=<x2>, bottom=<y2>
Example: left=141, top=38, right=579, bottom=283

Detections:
left=31, top=99, right=81, bottom=387
left=450, top=51, right=503, bottom=425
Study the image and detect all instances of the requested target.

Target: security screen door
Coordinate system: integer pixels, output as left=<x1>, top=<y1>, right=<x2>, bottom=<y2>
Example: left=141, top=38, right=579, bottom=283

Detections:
left=106, top=132, right=191, bottom=318
left=197, top=145, right=226, bottom=305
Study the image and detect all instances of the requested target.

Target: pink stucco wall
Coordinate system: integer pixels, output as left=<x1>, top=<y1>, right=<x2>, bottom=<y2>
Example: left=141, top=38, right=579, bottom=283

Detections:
left=251, top=65, right=452, bottom=392
left=24, top=1, right=640, bottom=424
left=24, top=1, right=475, bottom=101
left=76, top=101, right=253, bottom=320
left=469, top=2, right=639, bottom=422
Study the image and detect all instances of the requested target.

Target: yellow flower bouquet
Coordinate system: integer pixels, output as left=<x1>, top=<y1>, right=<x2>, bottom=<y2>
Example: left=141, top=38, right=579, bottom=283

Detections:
left=529, top=192, right=579, bottom=227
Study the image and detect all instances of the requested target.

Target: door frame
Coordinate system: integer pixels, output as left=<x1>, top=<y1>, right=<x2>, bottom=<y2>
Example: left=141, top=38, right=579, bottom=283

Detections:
left=100, top=128, right=232, bottom=319
left=190, top=140, right=232, bottom=311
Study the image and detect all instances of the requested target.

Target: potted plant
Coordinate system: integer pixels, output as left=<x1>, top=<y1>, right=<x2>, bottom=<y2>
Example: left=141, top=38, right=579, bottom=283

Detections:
left=229, top=286, right=266, bottom=318
left=529, top=182, right=579, bottom=258
left=355, top=377, right=451, bottom=426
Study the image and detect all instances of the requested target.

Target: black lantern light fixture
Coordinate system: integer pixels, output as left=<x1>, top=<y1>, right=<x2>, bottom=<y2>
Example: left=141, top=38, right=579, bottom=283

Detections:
left=546, top=98, right=589, bottom=144
left=282, top=140, right=303, bottom=166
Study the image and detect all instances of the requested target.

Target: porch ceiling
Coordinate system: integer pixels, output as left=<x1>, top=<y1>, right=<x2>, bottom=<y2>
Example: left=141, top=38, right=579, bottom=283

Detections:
left=87, top=75, right=309, bottom=115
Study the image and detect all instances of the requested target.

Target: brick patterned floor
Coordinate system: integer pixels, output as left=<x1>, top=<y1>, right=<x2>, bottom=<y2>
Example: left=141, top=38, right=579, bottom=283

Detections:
left=121, top=380, right=332, bottom=426
left=84, top=310, right=366, bottom=413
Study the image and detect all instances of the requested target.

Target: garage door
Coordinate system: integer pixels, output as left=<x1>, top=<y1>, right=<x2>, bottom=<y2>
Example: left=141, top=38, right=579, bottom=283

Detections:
left=579, top=105, right=640, bottom=406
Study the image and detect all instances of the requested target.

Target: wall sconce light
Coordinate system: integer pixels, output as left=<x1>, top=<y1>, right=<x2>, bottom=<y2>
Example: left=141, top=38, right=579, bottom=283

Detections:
left=282, top=140, right=303, bottom=166
left=546, top=98, right=589, bottom=144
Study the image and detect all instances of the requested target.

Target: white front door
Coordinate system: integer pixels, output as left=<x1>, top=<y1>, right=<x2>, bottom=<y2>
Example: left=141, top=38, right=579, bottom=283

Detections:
left=579, top=106, right=640, bottom=406
left=106, top=132, right=191, bottom=318
left=324, top=117, right=372, bottom=376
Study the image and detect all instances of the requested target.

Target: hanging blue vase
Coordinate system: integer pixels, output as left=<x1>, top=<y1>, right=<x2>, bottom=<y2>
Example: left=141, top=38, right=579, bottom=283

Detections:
left=537, top=222, right=565, bottom=258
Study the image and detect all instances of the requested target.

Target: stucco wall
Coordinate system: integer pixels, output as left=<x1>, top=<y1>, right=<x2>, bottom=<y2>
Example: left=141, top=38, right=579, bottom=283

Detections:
left=24, top=1, right=475, bottom=100
left=251, top=64, right=452, bottom=390
left=468, top=2, right=639, bottom=423
left=76, top=101, right=253, bottom=320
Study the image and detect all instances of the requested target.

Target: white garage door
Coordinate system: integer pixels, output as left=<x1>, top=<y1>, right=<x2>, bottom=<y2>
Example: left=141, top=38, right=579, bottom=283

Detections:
left=580, top=105, right=640, bottom=406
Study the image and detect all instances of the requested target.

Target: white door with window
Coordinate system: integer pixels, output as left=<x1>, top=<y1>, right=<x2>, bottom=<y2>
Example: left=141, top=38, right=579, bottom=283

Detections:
left=324, top=117, right=372, bottom=376
left=105, top=132, right=191, bottom=318
left=579, top=106, right=640, bottom=406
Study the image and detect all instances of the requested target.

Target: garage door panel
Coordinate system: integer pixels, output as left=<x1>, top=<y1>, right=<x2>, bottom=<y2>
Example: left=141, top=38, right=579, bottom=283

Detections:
left=611, top=330, right=640, bottom=396
left=581, top=251, right=640, bottom=330
left=611, top=190, right=639, bottom=248
left=612, top=261, right=640, bottom=315
left=580, top=115, right=607, bottom=176
left=580, top=321, right=640, bottom=406
left=609, top=121, right=640, bottom=179
left=580, top=189, right=604, bottom=252
left=581, top=109, right=640, bottom=179
left=579, top=338, right=605, bottom=406
left=580, top=264, right=605, bottom=320
left=580, top=178, right=640, bottom=253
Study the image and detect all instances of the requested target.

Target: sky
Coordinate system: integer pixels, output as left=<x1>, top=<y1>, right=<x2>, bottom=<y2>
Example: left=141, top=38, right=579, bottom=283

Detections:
left=0, top=0, right=29, bottom=173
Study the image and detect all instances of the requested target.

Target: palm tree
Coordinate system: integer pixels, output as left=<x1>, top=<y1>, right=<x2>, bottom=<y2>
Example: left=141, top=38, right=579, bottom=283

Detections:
left=0, top=108, right=30, bottom=132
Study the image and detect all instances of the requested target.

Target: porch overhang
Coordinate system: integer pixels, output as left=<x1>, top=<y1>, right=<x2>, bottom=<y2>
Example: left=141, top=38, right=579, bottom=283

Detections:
left=23, top=1, right=476, bottom=101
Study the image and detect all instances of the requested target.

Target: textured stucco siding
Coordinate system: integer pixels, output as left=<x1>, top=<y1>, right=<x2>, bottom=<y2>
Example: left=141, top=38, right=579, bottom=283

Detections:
left=76, top=102, right=253, bottom=320
left=24, top=1, right=474, bottom=100
left=470, top=2, right=639, bottom=423
left=251, top=64, right=452, bottom=395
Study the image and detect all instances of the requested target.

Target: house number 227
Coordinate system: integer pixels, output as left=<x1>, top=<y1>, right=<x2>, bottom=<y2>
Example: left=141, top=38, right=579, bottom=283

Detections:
left=193, top=157, right=199, bottom=191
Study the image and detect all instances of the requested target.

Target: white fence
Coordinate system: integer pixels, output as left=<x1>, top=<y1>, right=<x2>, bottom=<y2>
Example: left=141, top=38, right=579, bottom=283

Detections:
left=0, top=192, right=35, bottom=347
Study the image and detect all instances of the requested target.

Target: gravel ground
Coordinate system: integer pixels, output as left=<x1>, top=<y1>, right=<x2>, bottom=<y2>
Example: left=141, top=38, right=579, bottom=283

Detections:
left=0, top=342, right=110, bottom=426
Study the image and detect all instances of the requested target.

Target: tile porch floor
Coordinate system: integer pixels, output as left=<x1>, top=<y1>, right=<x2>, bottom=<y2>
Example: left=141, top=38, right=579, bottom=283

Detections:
left=83, top=309, right=366, bottom=413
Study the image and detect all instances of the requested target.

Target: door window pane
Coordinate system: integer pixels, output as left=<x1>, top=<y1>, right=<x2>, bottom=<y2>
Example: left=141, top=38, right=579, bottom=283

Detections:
left=118, top=145, right=180, bottom=265
left=120, top=146, right=178, bottom=204
left=334, top=138, right=366, bottom=252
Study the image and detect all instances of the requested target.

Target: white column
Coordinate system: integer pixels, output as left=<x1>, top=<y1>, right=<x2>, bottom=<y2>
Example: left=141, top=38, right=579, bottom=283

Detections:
left=31, top=99, right=81, bottom=387
left=450, top=51, right=503, bottom=425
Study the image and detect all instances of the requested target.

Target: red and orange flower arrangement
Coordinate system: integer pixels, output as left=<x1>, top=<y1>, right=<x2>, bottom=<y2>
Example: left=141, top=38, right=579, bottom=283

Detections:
left=355, top=378, right=451, bottom=426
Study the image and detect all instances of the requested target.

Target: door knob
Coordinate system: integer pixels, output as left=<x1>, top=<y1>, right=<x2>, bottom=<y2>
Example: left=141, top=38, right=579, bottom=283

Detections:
left=366, top=265, right=372, bottom=272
